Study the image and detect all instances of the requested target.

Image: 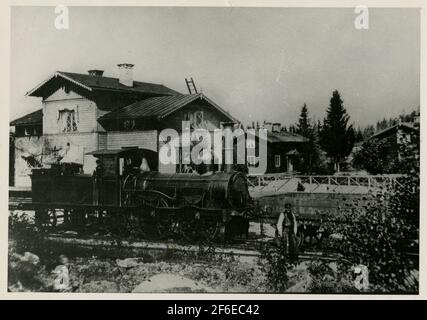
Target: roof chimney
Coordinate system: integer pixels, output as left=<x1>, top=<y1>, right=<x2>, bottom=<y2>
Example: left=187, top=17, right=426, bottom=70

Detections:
left=263, top=122, right=273, bottom=132
left=88, top=69, right=104, bottom=76
left=272, top=122, right=281, bottom=133
left=117, top=63, right=134, bottom=87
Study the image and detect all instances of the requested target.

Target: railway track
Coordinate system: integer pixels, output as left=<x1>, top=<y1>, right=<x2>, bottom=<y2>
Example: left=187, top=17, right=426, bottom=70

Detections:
left=42, top=232, right=340, bottom=262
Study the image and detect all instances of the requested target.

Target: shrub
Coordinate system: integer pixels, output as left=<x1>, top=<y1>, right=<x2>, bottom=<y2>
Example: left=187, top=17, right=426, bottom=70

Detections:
left=8, top=212, right=47, bottom=254
left=259, top=242, right=292, bottom=292
left=329, top=134, right=419, bottom=292
left=307, top=259, right=355, bottom=293
left=353, top=138, right=392, bottom=174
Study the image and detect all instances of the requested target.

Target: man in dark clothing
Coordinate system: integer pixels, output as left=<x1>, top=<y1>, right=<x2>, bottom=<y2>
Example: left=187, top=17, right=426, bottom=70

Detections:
left=93, top=159, right=104, bottom=205
left=276, top=203, right=299, bottom=263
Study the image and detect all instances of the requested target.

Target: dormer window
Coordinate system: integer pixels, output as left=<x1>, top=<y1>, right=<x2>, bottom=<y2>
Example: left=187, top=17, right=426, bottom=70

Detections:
left=123, top=119, right=136, bottom=130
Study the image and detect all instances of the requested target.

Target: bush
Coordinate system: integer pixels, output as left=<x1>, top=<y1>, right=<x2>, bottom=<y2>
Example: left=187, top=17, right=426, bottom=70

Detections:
left=353, top=138, right=392, bottom=174
left=307, top=259, right=355, bottom=293
left=259, top=242, right=292, bottom=292
left=8, top=212, right=47, bottom=254
left=328, top=134, right=419, bottom=292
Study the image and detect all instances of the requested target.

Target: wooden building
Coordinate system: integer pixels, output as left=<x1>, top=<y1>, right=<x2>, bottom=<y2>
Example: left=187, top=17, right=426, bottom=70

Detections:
left=247, top=123, right=308, bottom=174
left=9, top=64, right=237, bottom=186
left=9, top=109, right=43, bottom=187
left=367, top=121, right=419, bottom=161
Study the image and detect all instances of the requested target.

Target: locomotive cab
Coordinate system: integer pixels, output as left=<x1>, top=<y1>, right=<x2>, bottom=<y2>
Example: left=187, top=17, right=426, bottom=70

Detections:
left=87, top=148, right=157, bottom=206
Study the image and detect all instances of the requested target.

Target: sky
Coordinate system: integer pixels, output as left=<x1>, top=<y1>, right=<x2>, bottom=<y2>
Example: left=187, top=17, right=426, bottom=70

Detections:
left=10, top=6, right=420, bottom=128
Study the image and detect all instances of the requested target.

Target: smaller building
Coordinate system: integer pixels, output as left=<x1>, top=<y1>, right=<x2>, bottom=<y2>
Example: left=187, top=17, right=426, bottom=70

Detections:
left=10, top=109, right=43, bottom=137
left=9, top=109, right=44, bottom=187
left=368, top=121, right=419, bottom=161
left=247, top=122, right=308, bottom=174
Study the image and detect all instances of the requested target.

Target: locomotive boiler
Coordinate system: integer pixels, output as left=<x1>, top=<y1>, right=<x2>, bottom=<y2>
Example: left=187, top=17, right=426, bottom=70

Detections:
left=24, top=147, right=255, bottom=242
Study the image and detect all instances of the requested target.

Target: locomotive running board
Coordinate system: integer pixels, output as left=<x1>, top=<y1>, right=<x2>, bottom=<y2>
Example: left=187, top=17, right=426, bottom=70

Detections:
left=18, top=202, right=142, bottom=211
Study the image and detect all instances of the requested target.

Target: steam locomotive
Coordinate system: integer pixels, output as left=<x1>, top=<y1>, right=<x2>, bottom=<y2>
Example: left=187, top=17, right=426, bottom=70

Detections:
left=23, top=147, right=255, bottom=242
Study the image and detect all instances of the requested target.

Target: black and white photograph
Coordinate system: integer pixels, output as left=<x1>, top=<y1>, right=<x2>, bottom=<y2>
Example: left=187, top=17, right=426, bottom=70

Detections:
left=6, top=4, right=420, bottom=295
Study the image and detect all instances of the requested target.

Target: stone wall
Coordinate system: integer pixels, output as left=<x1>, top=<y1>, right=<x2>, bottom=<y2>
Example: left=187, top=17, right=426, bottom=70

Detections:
left=257, top=192, right=372, bottom=220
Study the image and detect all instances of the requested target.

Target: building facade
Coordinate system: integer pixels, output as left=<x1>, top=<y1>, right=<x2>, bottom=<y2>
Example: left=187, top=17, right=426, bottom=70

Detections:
left=10, top=65, right=238, bottom=187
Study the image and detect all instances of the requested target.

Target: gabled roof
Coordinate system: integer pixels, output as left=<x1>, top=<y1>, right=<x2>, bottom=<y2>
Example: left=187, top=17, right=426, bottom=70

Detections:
left=368, top=122, right=418, bottom=140
left=266, top=131, right=308, bottom=143
left=98, top=93, right=237, bottom=122
left=10, top=109, right=43, bottom=126
left=86, top=148, right=156, bottom=157
left=26, top=71, right=179, bottom=97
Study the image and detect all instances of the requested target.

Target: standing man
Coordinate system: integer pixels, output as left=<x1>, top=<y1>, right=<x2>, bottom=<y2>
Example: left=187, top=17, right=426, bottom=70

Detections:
left=276, top=203, right=299, bottom=263
left=93, top=159, right=104, bottom=205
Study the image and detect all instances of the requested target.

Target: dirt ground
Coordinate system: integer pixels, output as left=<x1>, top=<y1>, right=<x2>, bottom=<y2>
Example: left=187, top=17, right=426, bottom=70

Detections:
left=8, top=242, right=314, bottom=293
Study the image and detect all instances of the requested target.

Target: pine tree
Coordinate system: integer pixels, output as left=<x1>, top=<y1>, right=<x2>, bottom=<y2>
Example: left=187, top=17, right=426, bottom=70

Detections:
left=363, top=125, right=375, bottom=138
left=319, top=90, right=355, bottom=172
left=295, top=103, right=320, bottom=173
left=355, top=126, right=364, bottom=142
left=296, top=103, right=311, bottom=136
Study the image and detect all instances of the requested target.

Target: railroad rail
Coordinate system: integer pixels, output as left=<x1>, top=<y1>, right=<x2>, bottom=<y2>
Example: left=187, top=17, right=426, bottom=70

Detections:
left=43, top=232, right=340, bottom=262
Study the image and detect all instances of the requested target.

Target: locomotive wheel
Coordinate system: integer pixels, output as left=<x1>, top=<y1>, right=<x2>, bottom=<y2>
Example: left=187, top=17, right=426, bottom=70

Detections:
left=176, top=213, right=200, bottom=243
left=174, top=212, right=220, bottom=243
left=70, top=208, right=86, bottom=227
left=34, top=208, right=57, bottom=227
left=200, top=219, right=221, bottom=243
left=44, top=209, right=58, bottom=227
left=49, top=210, right=58, bottom=227
left=34, top=209, right=46, bottom=226
left=141, top=197, right=172, bottom=240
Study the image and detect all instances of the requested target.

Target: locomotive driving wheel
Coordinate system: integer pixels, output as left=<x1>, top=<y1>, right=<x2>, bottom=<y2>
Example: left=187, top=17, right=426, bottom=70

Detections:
left=141, top=196, right=172, bottom=240
left=175, top=211, right=221, bottom=243
left=175, top=210, right=201, bottom=243
left=200, top=218, right=221, bottom=243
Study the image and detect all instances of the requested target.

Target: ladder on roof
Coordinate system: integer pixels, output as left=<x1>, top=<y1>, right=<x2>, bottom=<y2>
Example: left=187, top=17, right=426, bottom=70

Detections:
left=185, top=78, right=198, bottom=94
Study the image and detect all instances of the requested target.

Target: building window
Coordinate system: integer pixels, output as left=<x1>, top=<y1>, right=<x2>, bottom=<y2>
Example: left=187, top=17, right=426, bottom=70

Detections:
left=123, top=119, right=135, bottom=130
left=247, top=155, right=257, bottom=167
left=24, top=127, right=34, bottom=136
left=184, top=112, right=192, bottom=122
left=275, top=154, right=281, bottom=168
left=59, top=109, right=77, bottom=132
left=194, top=111, right=204, bottom=127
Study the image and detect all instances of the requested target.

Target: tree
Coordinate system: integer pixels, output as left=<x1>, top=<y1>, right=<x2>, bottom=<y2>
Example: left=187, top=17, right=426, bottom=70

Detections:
left=353, top=138, right=392, bottom=174
left=319, top=90, right=355, bottom=172
left=331, top=133, right=419, bottom=292
left=295, top=103, right=320, bottom=173
left=355, top=127, right=364, bottom=142
left=296, top=103, right=311, bottom=136
left=376, top=118, right=389, bottom=132
left=363, top=125, right=375, bottom=139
